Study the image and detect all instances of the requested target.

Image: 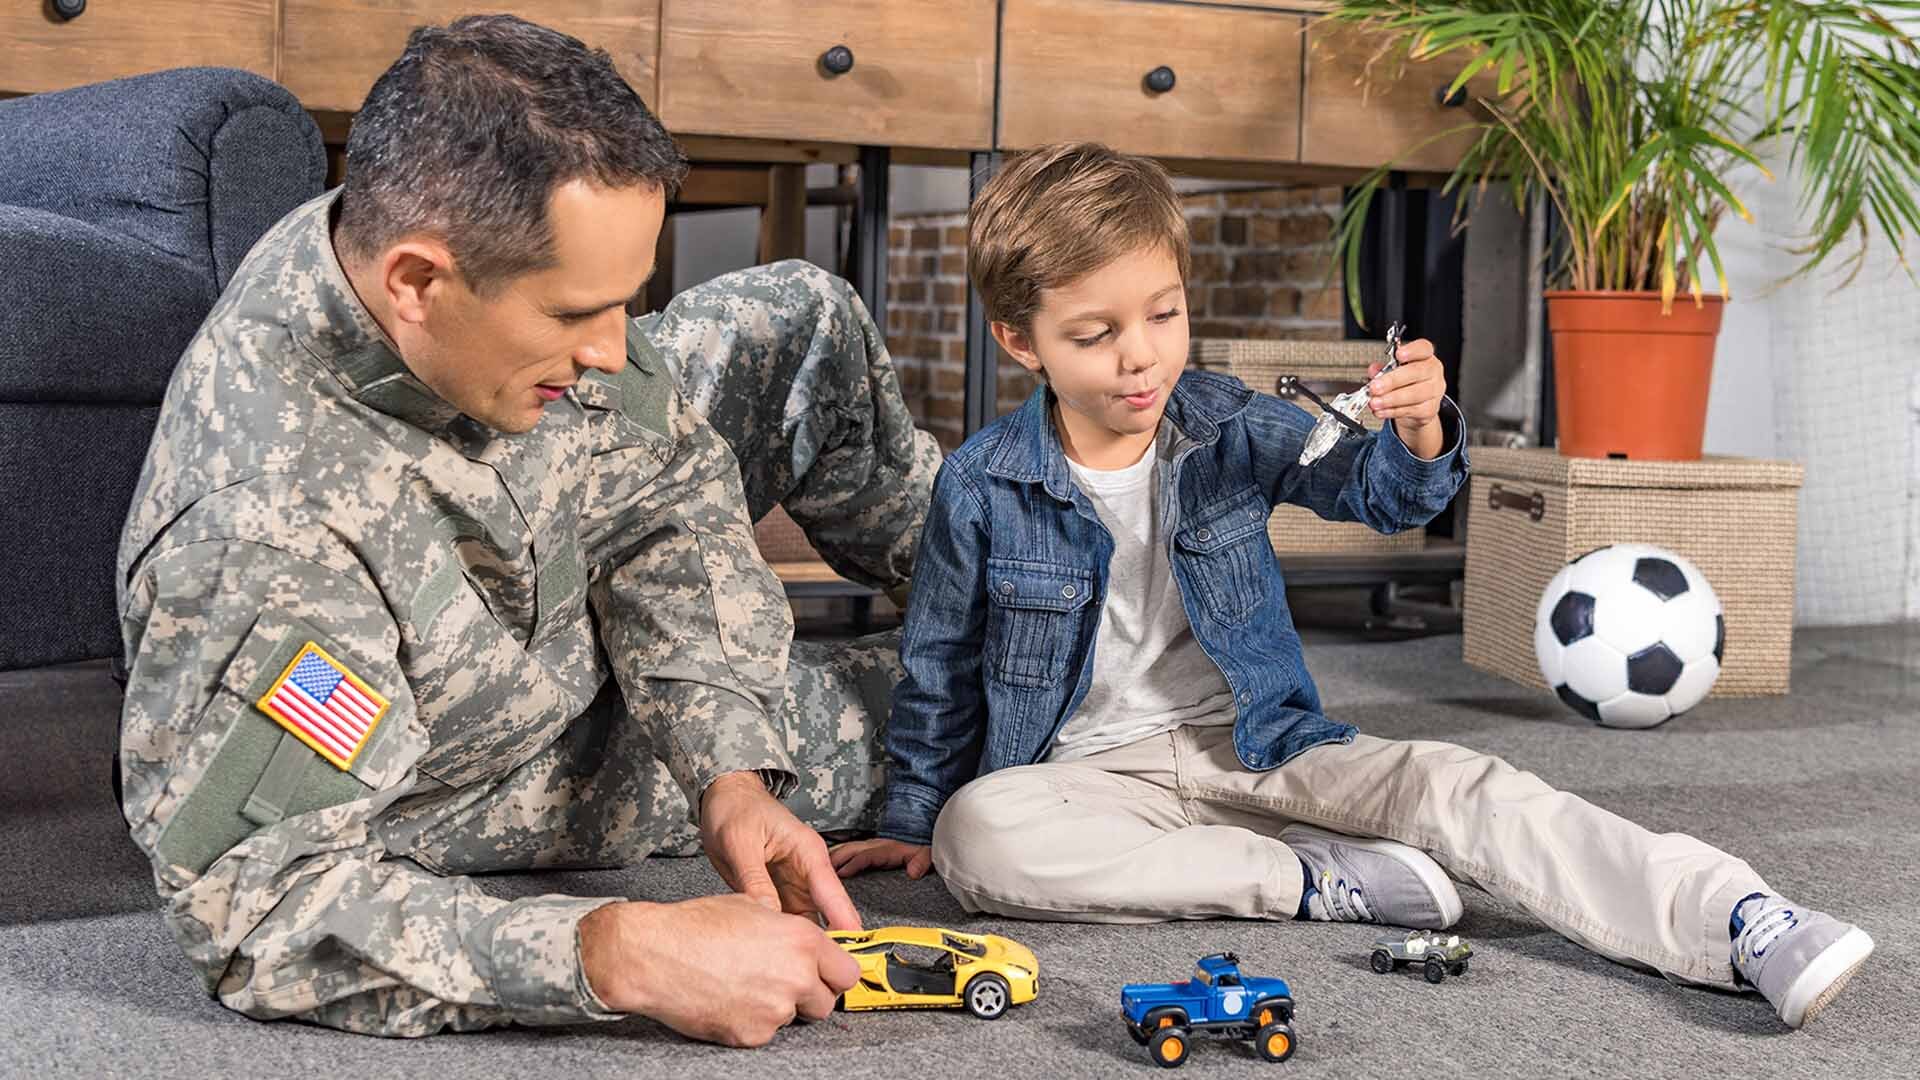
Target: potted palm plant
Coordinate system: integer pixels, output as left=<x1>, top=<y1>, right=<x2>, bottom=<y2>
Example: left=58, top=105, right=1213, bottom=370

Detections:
left=1325, top=1, right=1920, bottom=459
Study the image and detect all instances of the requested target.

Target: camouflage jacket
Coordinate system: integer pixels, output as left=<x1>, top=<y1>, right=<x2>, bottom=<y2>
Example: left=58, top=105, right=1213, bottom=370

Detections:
left=116, top=191, right=797, bottom=1034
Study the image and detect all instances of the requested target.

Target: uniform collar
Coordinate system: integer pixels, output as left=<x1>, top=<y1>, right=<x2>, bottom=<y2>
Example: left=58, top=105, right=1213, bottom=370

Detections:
left=291, top=189, right=464, bottom=433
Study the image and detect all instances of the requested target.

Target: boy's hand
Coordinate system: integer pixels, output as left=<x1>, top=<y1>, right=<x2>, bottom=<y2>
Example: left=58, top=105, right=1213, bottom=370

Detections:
left=829, top=838, right=934, bottom=880
left=1368, top=337, right=1448, bottom=460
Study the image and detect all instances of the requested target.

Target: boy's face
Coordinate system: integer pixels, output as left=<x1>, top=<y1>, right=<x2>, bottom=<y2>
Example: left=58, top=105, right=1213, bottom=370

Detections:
left=994, top=244, right=1189, bottom=453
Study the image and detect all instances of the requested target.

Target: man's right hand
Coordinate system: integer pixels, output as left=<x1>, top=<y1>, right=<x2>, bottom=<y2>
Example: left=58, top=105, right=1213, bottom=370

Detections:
left=578, top=895, right=859, bottom=1046
left=828, top=838, right=934, bottom=879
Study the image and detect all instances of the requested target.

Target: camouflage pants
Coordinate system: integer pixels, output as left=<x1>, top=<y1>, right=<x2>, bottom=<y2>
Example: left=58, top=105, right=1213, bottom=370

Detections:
left=650, top=260, right=940, bottom=843
left=417, top=262, right=933, bottom=871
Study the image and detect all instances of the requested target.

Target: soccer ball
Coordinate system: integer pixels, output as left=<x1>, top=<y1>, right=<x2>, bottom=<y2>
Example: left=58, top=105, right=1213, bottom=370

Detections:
left=1533, top=543, right=1725, bottom=728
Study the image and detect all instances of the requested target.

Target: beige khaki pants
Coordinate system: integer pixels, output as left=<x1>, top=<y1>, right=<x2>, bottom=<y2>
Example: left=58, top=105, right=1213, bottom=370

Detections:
left=930, top=724, right=1769, bottom=987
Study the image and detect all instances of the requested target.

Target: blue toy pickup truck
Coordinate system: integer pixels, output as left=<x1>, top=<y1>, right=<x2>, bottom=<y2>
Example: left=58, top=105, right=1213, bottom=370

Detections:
left=1120, top=952, right=1297, bottom=1068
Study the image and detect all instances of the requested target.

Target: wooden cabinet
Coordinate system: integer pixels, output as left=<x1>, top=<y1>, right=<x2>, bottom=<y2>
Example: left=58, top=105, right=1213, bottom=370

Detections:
left=1300, top=22, right=1495, bottom=171
left=998, top=0, right=1304, bottom=164
left=1, top=0, right=1489, bottom=178
left=657, top=0, right=996, bottom=151
left=0, top=0, right=273, bottom=95
left=282, top=1, right=662, bottom=113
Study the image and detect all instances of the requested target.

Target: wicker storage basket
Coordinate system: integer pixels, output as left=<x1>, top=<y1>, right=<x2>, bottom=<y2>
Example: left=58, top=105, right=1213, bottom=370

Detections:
left=1462, top=447, right=1804, bottom=696
left=1191, top=338, right=1425, bottom=556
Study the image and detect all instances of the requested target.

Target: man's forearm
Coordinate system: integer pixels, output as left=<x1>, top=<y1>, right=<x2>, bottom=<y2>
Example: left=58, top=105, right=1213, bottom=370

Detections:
left=170, top=838, right=622, bottom=1035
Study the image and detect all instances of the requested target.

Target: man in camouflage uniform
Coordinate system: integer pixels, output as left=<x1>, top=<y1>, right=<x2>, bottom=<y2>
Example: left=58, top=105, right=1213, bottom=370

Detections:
left=116, top=15, right=938, bottom=1044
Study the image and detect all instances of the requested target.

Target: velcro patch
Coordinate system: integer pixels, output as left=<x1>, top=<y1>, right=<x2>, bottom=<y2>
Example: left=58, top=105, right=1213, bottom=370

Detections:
left=255, top=642, right=391, bottom=770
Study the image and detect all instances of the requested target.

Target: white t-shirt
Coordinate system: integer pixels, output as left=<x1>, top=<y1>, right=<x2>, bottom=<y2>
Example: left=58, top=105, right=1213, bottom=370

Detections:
left=1049, top=432, right=1237, bottom=761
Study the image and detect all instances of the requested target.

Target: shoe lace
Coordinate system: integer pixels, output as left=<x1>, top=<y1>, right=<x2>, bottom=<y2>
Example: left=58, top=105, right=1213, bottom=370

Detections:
left=1311, top=869, right=1375, bottom=922
left=1734, top=905, right=1799, bottom=975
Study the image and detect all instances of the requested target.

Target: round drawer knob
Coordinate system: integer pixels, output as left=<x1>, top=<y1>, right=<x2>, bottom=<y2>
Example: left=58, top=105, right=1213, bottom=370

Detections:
left=51, top=0, right=87, bottom=20
left=1435, top=82, right=1468, bottom=108
left=1144, top=65, right=1176, bottom=94
left=820, top=44, right=855, bottom=77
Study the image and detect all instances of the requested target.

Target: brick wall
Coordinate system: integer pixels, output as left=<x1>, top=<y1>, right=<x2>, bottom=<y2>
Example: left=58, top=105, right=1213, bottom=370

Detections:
left=884, top=214, right=983, bottom=453
left=1183, top=187, right=1346, bottom=342
left=885, top=186, right=1346, bottom=453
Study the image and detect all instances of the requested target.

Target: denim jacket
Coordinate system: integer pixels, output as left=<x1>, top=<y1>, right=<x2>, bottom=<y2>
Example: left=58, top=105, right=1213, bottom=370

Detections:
left=876, top=369, right=1471, bottom=845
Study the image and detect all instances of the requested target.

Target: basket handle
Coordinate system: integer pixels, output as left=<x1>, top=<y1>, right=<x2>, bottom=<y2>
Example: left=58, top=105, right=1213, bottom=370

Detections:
left=1488, top=482, right=1546, bottom=522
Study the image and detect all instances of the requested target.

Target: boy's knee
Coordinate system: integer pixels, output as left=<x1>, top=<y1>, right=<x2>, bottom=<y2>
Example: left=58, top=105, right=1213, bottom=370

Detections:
left=930, top=770, right=1039, bottom=874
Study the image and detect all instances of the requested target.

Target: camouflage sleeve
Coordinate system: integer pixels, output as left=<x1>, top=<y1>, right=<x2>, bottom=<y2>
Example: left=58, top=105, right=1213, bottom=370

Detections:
left=120, top=538, right=623, bottom=1036
left=583, top=367, right=799, bottom=820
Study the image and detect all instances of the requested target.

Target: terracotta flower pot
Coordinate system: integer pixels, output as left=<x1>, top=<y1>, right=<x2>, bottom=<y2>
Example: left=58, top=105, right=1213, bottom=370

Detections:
left=1545, top=290, right=1724, bottom=460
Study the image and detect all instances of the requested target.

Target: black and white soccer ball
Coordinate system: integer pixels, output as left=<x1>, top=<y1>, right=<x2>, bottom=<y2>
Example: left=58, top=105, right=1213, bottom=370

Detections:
left=1533, top=543, right=1725, bottom=729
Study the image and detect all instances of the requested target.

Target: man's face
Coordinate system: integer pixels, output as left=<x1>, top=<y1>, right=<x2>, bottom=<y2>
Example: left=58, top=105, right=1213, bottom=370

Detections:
left=403, top=179, right=666, bottom=433
left=1011, top=244, right=1189, bottom=446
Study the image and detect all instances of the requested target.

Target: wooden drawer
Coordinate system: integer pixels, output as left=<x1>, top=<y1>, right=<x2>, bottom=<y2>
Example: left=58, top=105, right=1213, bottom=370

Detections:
left=657, top=0, right=996, bottom=150
left=1, top=0, right=273, bottom=95
left=283, top=2, right=662, bottom=113
left=999, top=0, right=1304, bottom=164
left=1301, top=22, right=1496, bottom=171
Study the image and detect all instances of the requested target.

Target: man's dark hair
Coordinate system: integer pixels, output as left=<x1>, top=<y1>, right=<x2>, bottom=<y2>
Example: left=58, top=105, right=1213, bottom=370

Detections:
left=336, top=14, right=687, bottom=294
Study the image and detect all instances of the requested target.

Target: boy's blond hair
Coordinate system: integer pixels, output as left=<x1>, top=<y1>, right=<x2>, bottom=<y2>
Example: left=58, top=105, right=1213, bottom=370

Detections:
left=968, top=142, right=1191, bottom=333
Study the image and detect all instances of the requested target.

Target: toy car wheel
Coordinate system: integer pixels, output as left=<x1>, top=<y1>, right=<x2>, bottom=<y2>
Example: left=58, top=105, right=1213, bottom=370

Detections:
left=964, top=973, right=1011, bottom=1019
left=1370, top=950, right=1394, bottom=975
left=1424, top=959, right=1446, bottom=984
left=1144, top=1008, right=1188, bottom=1033
left=1252, top=999, right=1291, bottom=1027
left=1148, top=1026, right=1190, bottom=1069
left=1255, top=1022, right=1297, bottom=1063
left=1451, top=960, right=1469, bottom=976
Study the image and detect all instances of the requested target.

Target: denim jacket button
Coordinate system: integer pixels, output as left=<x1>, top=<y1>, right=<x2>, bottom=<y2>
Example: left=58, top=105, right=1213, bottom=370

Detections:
left=1061, top=584, right=1076, bottom=599
left=1196, top=527, right=1213, bottom=542
left=1239, top=690, right=1252, bottom=704
left=1000, top=581, right=1014, bottom=596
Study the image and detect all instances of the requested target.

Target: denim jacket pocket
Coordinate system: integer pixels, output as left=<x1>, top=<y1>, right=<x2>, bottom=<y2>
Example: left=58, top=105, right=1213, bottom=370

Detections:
left=983, top=557, right=1095, bottom=689
left=1174, top=487, right=1274, bottom=627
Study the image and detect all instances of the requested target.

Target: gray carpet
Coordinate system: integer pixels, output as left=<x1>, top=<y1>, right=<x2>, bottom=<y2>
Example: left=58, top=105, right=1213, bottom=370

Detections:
left=4, top=620, right=1917, bottom=1079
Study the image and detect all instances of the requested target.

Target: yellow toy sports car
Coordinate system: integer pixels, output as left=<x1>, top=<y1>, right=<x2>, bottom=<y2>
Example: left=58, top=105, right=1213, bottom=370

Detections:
left=829, top=926, right=1039, bottom=1019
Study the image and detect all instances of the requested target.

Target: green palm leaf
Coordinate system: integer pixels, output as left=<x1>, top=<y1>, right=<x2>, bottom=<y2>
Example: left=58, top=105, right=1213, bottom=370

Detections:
left=1325, top=0, right=1920, bottom=319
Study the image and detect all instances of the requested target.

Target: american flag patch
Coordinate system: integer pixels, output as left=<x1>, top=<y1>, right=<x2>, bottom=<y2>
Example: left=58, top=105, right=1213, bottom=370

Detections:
left=255, top=642, right=389, bottom=771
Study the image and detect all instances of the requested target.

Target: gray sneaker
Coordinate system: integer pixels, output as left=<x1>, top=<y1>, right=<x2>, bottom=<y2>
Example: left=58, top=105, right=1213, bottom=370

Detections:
left=1281, top=824, right=1463, bottom=929
left=1730, top=894, right=1874, bottom=1028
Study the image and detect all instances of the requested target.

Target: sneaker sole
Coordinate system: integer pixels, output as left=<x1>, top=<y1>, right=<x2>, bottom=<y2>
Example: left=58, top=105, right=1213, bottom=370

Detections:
left=1278, top=824, right=1464, bottom=929
left=1777, top=925, right=1873, bottom=1029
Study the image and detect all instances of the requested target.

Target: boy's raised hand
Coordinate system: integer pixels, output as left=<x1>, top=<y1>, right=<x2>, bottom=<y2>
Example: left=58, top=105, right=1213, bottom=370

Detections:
left=1367, top=336, right=1449, bottom=460
left=830, top=838, right=934, bottom=880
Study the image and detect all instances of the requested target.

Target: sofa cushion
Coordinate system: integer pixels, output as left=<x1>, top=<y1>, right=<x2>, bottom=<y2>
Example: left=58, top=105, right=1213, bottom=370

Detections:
left=0, top=206, right=215, bottom=404
left=0, top=67, right=325, bottom=291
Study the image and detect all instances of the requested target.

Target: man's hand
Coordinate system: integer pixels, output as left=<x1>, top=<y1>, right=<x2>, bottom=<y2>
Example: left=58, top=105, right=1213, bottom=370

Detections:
left=578, top=897, right=860, bottom=1046
left=829, top=838, right=934, bottom=880
left=700, top=770, right=862, bottom=930
left=1368, top=336, right=1449, bottom=460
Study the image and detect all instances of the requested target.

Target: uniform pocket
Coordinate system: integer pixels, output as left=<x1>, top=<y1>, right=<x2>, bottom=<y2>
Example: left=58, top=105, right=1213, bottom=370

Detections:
left=153, top=609, right=406, bottom=878
left=1174, top=487, right=1275, bottom=627
left=982, top=557, right=1095, bottom=689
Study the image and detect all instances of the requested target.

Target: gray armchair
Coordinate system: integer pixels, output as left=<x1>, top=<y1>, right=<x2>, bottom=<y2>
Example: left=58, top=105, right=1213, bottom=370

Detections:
left=0, top=67, right=326, bottom=671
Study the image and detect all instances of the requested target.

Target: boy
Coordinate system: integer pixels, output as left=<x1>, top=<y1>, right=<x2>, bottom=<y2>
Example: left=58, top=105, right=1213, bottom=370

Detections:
left=831, top=143, right=1872, bottom=1028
